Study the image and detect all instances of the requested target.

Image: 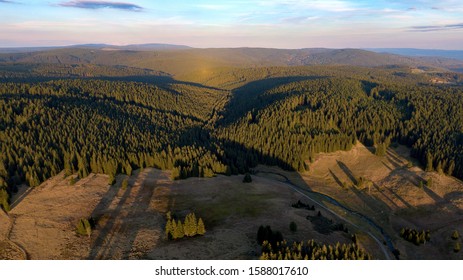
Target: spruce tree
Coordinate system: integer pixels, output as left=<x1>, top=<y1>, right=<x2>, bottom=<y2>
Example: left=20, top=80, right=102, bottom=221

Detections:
left=243, top=173, right=252, bottom=183
left=197, top=218, right=206, bottom=235
left=176, top=220, right=185, bottom=239
left=165, top=219, right=173, bottom=240
left=454, top=242, right=461, bottom=253
left=425, top=152, right=433, bottom=172
left=452, top=230, right=460, bottom=240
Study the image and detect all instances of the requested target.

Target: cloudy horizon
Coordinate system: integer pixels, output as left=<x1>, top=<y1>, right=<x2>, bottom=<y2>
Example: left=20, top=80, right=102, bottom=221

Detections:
left=1, top=0, right=462, bottom=49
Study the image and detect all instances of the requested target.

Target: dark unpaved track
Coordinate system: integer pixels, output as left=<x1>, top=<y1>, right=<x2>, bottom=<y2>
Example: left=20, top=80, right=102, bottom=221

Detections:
left=255, top=170, right=396, bottom=260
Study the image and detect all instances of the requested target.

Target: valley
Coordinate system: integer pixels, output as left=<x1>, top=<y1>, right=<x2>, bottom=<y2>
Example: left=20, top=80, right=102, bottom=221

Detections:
left=1, top=143, right=462, bottom=259
left=1, top=46, right=463, bottom=259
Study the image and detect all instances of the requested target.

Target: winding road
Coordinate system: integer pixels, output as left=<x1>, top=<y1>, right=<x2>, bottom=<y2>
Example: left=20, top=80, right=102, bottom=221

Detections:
left=255, top=170, right=396, bottom=260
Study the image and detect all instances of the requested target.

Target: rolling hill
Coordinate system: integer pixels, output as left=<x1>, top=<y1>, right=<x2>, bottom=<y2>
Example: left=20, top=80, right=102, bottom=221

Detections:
left=1, top=47, right=463, bottom=80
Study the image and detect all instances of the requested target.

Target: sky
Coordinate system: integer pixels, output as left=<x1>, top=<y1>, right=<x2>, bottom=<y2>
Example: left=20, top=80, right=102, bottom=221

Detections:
left=1, top=0, right=462, bottom=49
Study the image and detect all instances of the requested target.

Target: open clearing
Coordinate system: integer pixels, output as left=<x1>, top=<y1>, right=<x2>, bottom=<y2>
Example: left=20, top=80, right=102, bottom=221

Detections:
left=1, top=142, right=462, bottom=259
left=300, top=142, right=463, bottom=259
left=2, top=169, right=358, bottom=259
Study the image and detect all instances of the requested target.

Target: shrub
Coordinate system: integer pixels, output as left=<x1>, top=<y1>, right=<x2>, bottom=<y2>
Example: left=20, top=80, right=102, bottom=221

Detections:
left=243, top=173, right=252, bottom=183
left=197, top=218, right=206, bottom=235
left=451, top=230, right=460, bottom=240
left=76, top=218, right=92, bottom=236
left=165, top=212, right=205, bottom=240
left=454, top=242, right=461, bottom=253
left=289, top=221, right=297, bottom=233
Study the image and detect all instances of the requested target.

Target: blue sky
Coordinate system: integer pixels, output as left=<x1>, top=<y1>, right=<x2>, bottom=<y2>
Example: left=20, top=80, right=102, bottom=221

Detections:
left=1, top=0, right=462, bottom=49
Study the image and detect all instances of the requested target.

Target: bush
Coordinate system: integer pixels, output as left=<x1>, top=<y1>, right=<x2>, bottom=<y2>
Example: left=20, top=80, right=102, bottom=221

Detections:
left=451, top=230, right=460, bottom=240
left=454, top=242, right=461, bottom=253
left=243, top=173, right=252, bottom=183
left=165, top=212, right=206, bottom=240
left=289, top=221, right=297, bottom=233
left=76, top=218, right=92, bottom=236
left=257, top=225, right=283, bottom=246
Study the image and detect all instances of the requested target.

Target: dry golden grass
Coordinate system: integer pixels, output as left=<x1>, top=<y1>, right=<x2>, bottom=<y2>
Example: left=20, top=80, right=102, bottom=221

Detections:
left=3, top=143, right=462, bottom=260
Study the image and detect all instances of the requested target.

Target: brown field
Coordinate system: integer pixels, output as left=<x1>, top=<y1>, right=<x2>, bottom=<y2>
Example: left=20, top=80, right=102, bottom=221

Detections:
left=1, top=142, right=462, bottom=260
left=300, top=142, right=463, bottom=259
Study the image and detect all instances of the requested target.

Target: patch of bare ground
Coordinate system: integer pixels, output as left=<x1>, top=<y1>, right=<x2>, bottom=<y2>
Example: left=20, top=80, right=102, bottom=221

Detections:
left=302, top=142, right=463, bottom=259
left=7, top=172, right=111, bottom=259
left=146, top=174, right=354, bottom=260
left=3, top=167, right=363, bottom=260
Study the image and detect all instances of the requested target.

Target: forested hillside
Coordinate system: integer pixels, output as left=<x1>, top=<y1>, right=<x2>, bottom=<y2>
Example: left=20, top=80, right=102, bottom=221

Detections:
left=1, top=59, right=463, bottom=212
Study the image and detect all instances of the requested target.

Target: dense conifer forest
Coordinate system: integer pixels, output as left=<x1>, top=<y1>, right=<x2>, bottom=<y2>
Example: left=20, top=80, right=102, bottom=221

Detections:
left=1, top=61, right=463, bottom=211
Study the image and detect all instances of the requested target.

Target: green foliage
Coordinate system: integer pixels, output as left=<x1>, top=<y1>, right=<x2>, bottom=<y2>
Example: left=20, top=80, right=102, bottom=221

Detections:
left=257, top=225, right=284, bottom=246
left=289, top=221, right=297, bottom=233
left=400, top=227, right=430, bottom=246
left=0, top=188, right=10, bottom=212
left=184, top=212, right=198, bottom=237
left=375, top=142, right=387, bottom=156
left=426, top=178, right=433, bottom=188
left=243, top=173, right=252, bottom=183
left=260, top=239, right=371, bottom=260
left=197, top=218, right=206, bottom=235
left=455, top=242, right=461, bottom=253
left=165, top=212, right=205, bottom=240
left=1, top=64, right=463, bottom=191
left=76, top=218, right=92, bottom=236
left=451, top=230, right=460, bottom=240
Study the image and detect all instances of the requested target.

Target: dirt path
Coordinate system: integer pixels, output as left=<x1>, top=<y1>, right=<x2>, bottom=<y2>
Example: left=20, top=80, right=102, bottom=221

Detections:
left=0, top=209, right=28, bottom=259
left=255, top=170, right=393, bottom=260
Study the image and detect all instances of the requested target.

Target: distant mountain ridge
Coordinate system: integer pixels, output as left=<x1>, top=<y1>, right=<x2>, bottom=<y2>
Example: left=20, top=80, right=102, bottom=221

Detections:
left=1, top=46, right=463, bottom=76
left=367, top=48, right=463, bottom=61
left=0, top=43, right=192, bottom=53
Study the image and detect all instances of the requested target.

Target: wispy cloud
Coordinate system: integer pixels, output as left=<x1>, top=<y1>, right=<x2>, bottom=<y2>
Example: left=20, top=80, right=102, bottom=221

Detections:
left=281, top=16, right=320, bottom=24
left=59, top=1, right=143, bottom=11
left=410, top=23, right=463, bottom=32
left=0, top=0, right=16, bottom=3
left=259, top=0, right=361, bottom=13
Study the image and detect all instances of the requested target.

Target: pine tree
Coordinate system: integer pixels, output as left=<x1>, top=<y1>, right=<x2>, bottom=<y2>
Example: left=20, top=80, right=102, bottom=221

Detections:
left=425, top=152, right=433, bottom=172
left=184, top=212, right=197, bottom=237
left=76, top=218, right=92, bottom=237
left=375, top=143, right=386, bottom=156
left=121, top=178, right=129, bottom=190
left=125, top=162, right=132, bottom=176
left=165, top=219, right=173, bottom=240
left=243, top=173, right=252, bottom=183
left=197, top=218, right=206, bottom=235
left=289, top=221, right=297, bottom=233
left=0, top=188, right=10, bottom=212
left=175, top=220, right=185, bottom=239
left=454, top=242, right=461, bottom=253
left=452, top=230, right=460, bottom=240
left=436, top=161, right=443, bottom=175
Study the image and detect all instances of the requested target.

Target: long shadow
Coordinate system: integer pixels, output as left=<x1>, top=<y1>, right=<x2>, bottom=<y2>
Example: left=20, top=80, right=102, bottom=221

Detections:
left=87, top=183, right=132, bottom=259
left=219, top=76, right=328, bottom=126
left=335, top=161, right=392, bottom=214
left=372, top=183, right=401, bottom=208
left=87, top=169, right=172, bottom=260
left=336, top=160, right=357, bottom=185
left=0, top=93, right=202, bottom=132
left=329, top=169, right=345, bottom=188
left=0, top=73, right=222, bottom=91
